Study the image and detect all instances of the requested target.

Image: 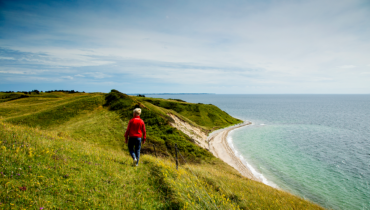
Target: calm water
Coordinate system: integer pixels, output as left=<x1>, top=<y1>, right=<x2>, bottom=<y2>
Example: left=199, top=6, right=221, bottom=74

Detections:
left=146, top=94, right=370, bottom=210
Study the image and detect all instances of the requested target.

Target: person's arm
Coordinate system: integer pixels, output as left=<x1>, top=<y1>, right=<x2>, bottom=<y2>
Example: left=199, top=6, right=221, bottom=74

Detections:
left=124, top=120, right=131, bottom=144
left=142, top=122, right=146, bottom=144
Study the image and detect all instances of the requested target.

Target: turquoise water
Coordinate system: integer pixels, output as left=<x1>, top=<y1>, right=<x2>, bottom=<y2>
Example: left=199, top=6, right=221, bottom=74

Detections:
left=146, top=94, right=370, bottom=210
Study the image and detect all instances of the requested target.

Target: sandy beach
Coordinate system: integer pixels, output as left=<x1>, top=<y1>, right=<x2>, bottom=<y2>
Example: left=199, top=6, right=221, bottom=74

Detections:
left=167, top=113, right=261, bottom=182
left=208, top=122, right=261, bottom=182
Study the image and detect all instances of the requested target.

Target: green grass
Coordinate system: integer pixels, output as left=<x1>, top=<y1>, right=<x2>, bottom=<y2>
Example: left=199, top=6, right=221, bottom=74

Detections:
left=0, top=93, right=94, bottom=119
left=0, top=93, right=29, bottom=103
left=0, top=122, right=323, bottom=209
left=138, top=97, right=242, bottom=132
left=104, top=90, right=216, bottom=163
left=0, top=91, right=324, bottom=209
left=0, top=122, right=172, bottom=209
left=5, top=94, right=104, bottom=128
left=54, top=107, right=127, bottom=151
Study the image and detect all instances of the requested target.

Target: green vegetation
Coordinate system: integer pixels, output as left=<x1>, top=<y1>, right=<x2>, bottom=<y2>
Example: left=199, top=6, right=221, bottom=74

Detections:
left=137, top=97, right=241, bottom=131
left=6, top=95, right=104, bottom=129
left=104, top=90, right=222, bottom=163
left=0, top=93, right=93, bottom=119
left=0, top=91, right=324, bottom=209
left=0, top=93, right=29, bottom=103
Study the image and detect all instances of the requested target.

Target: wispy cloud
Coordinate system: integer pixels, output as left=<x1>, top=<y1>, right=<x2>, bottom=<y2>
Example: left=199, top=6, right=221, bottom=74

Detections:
left=0, top=70, right=28, bottom=74
left=61, top=76, right=73, bottom=80
left=0, top=0, right=369, bottom=93
left=84, top=72, right=111, bottom=79
left=340, top=65, right=357, bottom=69
left=0, top=56, right=15, bottom=60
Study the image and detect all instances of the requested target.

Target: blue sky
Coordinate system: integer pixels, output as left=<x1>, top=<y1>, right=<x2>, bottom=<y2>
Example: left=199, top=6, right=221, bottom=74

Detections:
left=1, top=0, right=369, bottom=93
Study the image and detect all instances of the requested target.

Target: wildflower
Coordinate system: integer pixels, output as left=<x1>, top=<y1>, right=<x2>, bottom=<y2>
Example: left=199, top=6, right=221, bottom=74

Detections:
left=40, top=207, right=44, bottom=210
left=19, top=186, right=27, bottom=191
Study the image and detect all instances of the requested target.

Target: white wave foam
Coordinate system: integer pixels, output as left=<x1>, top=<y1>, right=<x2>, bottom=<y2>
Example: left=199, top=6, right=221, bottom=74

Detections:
left=227, top=136, right=232, bottom=144
left=241, top=157, right=279, bottom=188
left=227, top=127, right=279, bottom=189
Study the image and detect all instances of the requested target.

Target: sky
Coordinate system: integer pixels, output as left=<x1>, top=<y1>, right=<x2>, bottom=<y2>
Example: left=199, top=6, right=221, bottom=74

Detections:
left=1, top=0, right=370, bottom=94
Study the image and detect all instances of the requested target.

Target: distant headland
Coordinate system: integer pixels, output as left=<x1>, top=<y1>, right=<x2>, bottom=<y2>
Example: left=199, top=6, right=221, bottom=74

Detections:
left=127, top=93, right=215, bottom=95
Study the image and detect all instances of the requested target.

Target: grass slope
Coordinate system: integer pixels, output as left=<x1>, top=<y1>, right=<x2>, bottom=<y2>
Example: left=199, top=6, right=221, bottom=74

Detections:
left=0, top=93, right=29, bottom=103
left=104, top=90, right=217, bottom=163
left=0, top=91, right=324, bottom=209
left=0, top=93, right=96, bottom=119
left=0, top=122, right=323, bottom=209
left=138, top=97, right=242, bottom=132
left=5, top=94, right=104, bottom=128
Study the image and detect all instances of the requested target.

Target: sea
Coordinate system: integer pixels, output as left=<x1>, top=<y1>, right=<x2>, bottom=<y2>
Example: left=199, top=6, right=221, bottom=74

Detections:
left=146, top=94, right=370, bottom=210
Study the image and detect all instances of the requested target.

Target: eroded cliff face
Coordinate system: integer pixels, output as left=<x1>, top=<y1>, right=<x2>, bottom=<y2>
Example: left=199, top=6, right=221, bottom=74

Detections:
left=167, top=113, right=209, bottom=149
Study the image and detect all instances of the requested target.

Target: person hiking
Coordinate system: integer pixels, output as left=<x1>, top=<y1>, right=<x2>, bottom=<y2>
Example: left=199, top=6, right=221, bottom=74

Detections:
left=125, top=108, right=146, bottom=166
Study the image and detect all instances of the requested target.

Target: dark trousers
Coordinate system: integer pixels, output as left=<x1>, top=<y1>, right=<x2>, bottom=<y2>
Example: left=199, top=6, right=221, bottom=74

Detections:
left=128, top=137, right=142, bottom=163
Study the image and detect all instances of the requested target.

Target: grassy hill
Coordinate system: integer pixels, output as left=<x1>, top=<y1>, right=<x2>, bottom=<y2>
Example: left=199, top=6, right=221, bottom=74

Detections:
left=0, top=90, right=324, bottom=209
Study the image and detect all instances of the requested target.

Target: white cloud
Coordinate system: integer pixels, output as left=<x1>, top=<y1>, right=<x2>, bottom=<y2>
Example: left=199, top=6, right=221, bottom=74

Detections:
left=0, top=70, right=26, bottom=74
left=61, top=76, right=73, bottom=80
left=0, top=68, right=47, bottom=74
left=312, top=77, right=334, bottom=82
left=85, top=72, right=111, bottom=79
left=5, top=76, right=52, bottom=83
left=0, top=56, right=15, bottom=60
left=9, top=47, right=116, bottom=67
left=1, top=0, right=370, bottom=93
left=340, top=65, right=357, bottom=69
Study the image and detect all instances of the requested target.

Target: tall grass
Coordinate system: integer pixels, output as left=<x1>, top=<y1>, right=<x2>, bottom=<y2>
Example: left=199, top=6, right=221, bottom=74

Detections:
left=0, top=91, right=324, bottom=209
left=0, top=93, right=96, bottom=119
left=104, top=90, right=216, bottom=163
left=138, top=97, right=243, bottom=131
left=5, top=95, right=104, bottom=128
left=0, top=122, right=170, bottom=209
left=0, top=122, right=323, bottom=209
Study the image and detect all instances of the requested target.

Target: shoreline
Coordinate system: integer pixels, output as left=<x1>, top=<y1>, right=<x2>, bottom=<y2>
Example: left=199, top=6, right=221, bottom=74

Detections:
left=208, top=121, right=262, bottom=182
left=167, top=112, right=274, bottom=185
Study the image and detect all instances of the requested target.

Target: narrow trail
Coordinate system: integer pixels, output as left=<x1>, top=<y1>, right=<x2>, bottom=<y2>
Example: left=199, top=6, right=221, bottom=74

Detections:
left=208, top=122, right=261, bottom=182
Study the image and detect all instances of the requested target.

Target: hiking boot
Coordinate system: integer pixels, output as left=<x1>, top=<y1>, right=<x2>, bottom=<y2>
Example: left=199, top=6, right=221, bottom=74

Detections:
left=133, top=158, right=137, bottom=165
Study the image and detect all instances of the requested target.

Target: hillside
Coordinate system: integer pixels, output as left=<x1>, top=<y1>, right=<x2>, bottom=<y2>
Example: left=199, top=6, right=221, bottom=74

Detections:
left=0, top=90, right=324, bottom=209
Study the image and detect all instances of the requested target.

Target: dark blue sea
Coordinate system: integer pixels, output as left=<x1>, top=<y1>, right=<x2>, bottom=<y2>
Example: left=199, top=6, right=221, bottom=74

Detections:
left=146, top=94, right=370, bottom=210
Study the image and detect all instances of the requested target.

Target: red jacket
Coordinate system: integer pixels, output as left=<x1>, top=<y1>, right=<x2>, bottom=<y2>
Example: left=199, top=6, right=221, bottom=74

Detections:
left=125, top=116, right=146, bottom=141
